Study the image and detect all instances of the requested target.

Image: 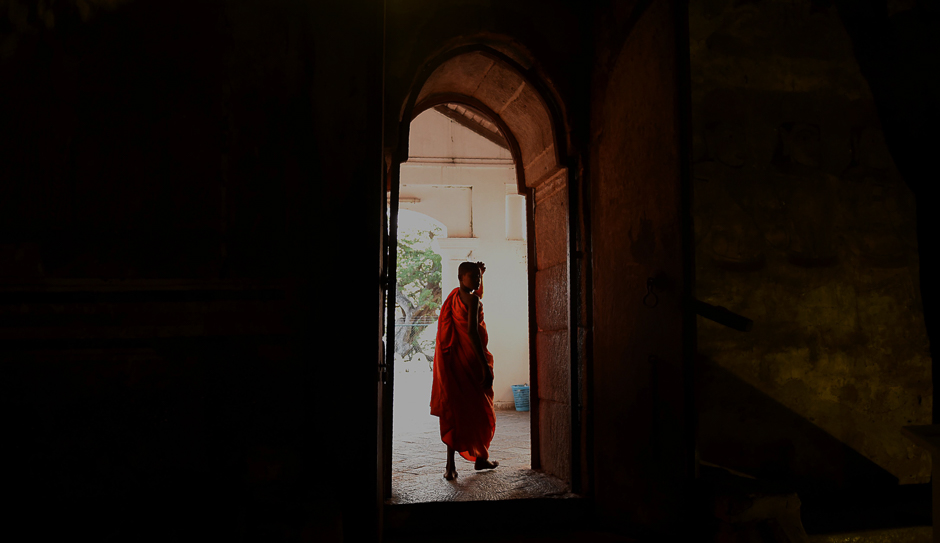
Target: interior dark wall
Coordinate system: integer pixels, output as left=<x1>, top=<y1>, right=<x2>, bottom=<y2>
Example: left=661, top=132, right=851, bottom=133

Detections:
left=690, top=0, right=932, bottom=504
left=827, top=0, right=940, bottom=424
left=1, top=0, right=382, bottom=541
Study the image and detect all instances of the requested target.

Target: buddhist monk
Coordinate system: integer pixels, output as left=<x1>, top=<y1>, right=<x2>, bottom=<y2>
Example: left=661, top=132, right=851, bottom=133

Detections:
left=430, top=261, right=499, bottom=480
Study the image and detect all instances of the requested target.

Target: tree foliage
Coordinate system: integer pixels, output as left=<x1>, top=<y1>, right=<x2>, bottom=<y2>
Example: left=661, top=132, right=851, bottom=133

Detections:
left=394, top=223, right=443, bottom=362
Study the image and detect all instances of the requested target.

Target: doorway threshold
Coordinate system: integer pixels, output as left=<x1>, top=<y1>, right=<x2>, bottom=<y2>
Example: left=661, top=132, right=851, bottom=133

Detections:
left=387, top=465, right=573, bottom=504
left=391, top=406, right=571, bottom=503
left=385, top=496, right=591, bottom=542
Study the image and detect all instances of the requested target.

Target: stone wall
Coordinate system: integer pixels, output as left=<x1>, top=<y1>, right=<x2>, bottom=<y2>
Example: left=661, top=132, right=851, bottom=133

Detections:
left=691, top=0, right=932, bottom=495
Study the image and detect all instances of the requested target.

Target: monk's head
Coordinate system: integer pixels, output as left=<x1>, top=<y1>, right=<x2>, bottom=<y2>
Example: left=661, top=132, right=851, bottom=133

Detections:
left=458, top=261, right=482, bottom=291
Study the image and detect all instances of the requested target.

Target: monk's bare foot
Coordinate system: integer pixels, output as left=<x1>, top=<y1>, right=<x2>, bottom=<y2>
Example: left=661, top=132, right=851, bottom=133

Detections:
left=443, top=447, right=458, bottom=480
left=474, top=458, right=499, bottom=470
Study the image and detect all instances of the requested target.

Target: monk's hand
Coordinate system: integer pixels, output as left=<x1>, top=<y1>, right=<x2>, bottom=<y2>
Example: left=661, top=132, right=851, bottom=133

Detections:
left=476, top=261, right=486, bottom=275
left=482, top=367, right=494, bottom=389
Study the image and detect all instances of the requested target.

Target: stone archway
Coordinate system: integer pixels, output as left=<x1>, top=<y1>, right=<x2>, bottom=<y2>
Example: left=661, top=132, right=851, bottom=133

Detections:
left=392, top=48, right=575, bottom=485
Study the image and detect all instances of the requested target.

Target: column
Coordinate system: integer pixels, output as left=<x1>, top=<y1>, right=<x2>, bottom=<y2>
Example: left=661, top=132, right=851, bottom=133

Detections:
left=505, top=192, right=526, bottom=241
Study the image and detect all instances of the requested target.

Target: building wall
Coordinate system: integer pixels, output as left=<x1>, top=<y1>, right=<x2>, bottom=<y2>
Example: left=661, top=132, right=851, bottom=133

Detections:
left=401, top=109, right=529, bottom=409
left=690, top=0, right=932, bottom=499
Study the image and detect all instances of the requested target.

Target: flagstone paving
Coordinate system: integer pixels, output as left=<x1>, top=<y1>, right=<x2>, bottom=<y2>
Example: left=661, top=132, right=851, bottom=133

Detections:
left=389, top=370, right=571, bottom=504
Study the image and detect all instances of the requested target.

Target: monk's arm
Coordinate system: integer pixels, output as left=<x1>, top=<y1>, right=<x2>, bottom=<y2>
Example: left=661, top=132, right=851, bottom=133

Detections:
left=467, top=297, right=492, bottom=375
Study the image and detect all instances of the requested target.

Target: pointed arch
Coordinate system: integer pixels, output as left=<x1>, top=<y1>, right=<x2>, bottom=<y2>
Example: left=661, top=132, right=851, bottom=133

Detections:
left=388, top=45, right=580, bottom=488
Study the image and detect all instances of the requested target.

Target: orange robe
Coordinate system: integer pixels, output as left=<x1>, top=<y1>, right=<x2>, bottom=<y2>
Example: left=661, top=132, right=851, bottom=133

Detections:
left=430, top=288, right=496, bottom=462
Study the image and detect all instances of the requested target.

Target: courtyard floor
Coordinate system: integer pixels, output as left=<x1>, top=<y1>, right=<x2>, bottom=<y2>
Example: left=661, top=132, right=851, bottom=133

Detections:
left=389, top=369, right=571, bottom=504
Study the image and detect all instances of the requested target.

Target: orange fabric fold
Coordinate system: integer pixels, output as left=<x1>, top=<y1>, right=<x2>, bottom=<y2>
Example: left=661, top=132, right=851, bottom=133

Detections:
left=430, top=288, right=496, bottom=462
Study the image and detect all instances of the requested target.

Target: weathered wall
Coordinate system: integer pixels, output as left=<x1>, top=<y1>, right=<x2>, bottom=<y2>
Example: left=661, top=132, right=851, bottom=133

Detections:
left=532, top=167, right=572, bottom=481
left=690, top=0, right=932, bottom=499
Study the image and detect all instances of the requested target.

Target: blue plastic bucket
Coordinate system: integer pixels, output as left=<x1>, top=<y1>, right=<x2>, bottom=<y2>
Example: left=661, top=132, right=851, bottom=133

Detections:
left=511, top=384, right=530, bottom=411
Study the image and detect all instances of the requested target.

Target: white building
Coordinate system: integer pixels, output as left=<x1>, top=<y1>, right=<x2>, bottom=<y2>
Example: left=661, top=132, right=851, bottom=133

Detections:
left=399, top=105, right=530, bottom=410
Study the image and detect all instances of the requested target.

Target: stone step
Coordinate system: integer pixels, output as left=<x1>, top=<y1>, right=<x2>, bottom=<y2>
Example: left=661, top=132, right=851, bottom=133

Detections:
left=808, top=526, right=931, bottom=543
left=697, top=462, right=810, bottom=542
left=385, top=496, right=590, bottom=539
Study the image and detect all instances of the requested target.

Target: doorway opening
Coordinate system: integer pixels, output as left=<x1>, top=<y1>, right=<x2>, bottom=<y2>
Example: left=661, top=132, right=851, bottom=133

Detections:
left=383, top=48, right=580, bottom=508
left=388, top=105, right=568, bottom=503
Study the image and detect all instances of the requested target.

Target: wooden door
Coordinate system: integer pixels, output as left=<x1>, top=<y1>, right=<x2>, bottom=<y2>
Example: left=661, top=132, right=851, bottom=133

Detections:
left=588, top=0, right=695, bottom=538
left=310, top=1, right=385, bottom=540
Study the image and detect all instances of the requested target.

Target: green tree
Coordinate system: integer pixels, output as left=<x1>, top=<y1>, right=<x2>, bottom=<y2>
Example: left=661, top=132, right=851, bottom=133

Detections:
left=394, top=224, right=443, bottom=364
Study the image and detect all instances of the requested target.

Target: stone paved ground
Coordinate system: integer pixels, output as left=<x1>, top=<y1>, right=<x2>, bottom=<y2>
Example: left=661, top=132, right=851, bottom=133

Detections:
left=389, top=369, right=570, bottom=504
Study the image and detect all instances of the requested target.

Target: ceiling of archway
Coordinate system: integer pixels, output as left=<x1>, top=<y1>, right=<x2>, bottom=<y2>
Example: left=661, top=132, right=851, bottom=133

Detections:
left=415, top=51, right=560, bottom=188
left=432, top=103, right=508, bottom=149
